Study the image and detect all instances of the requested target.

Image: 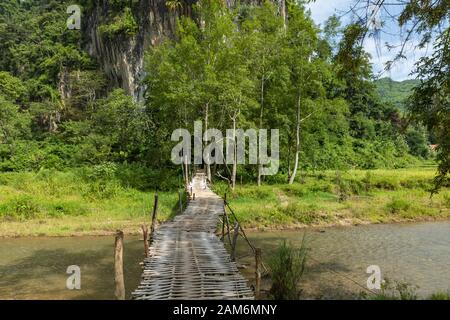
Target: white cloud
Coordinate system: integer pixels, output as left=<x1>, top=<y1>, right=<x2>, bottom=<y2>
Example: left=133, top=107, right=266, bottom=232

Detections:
left=363, top=38, right=432, bottom=81
left=306, top=0, right=354, bottom=26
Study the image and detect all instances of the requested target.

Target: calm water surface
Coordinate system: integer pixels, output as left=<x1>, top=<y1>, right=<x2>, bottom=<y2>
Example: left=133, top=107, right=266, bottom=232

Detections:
left=0, top=235, right=143, bottom=299
left=237, top=221, right=450, bottom=299
left=0, top=221, right=449, bottom=299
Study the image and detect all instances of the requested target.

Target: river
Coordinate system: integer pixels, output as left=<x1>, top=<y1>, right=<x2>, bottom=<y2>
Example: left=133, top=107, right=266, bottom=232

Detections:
left=0, top=221, right=448, bottom=299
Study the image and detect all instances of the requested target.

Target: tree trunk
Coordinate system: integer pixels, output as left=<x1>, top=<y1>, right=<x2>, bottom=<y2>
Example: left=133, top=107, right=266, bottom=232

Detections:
left=258, top=75, right=265, bottom=187
left=180, top=151, right=186, bottom=188
left=289, top=90, right=301, bottom=185
left=141, top=224, right=149, bottom=258
left=184, top=154, right=189, bottom=187
left=255, top=248, right=262, bottom=299
left=280, top=0, right=287, bottom=29
left=231, top=114, right=237, bottom=190
left=287, top=139, right=292, bottom=182
left=205, top=102, right=212, bottom=182
left=114, top=230, right=125, bottom=300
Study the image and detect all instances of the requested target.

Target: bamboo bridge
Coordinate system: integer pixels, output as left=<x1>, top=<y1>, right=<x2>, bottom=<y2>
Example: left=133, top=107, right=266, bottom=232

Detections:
left=131, top=172, right=254, bottom=300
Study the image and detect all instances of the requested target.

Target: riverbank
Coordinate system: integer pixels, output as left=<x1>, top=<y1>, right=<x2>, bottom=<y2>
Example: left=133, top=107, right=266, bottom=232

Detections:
left=0, top=169, right=183, bottom=237
left=1, top=210, right=449, bottom=238
left=214, top=168, right=450, bottom=230
left=0, top=168, right=449, bottom=237
left=235, top=221, right=450, bottom=300
left=2, top=222, right=449, bottom=299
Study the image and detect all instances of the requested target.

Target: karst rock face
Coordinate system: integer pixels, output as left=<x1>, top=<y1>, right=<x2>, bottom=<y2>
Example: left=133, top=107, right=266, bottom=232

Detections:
left=82, top=0, right=180, bottom=100
left=81, top=0, right=261, bottom=100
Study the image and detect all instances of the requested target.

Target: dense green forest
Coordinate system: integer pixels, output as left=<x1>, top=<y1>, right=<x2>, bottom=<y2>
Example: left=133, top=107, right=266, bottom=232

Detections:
left=0, top=1, right=449, bottom=302
left=0, top=0, right=448, bottom=236
left=0, top=0, right=448, bottom=191
left=374, top=78, right=419, bottom=111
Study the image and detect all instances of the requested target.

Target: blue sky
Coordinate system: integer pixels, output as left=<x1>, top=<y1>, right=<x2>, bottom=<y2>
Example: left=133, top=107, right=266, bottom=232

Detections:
left=306, top=0, right=432, bottom=81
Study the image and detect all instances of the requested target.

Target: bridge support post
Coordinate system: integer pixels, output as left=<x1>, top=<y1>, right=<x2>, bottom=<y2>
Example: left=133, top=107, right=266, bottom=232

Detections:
left=222, top=194, right=226, bottom=241
left=114, top=230, right=125, bottom=300
left=255, top=248, right=262, bottom=299
left=222, top=194, right=232, bottom=244
left=231, top=222, right=240, bottom=261
left=141, top=224, right=149, bottom=258
left=178, top=190, right=183, bottom=214
left=150, top=194, right=158, bottom=243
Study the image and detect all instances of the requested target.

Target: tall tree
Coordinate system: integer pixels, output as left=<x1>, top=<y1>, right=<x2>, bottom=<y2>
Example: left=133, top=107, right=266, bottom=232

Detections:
left=346, top=0, right=449, bottom=190
left=285, top=2, right=320, bottom=184
left=240, top=1, right=285, bottom=185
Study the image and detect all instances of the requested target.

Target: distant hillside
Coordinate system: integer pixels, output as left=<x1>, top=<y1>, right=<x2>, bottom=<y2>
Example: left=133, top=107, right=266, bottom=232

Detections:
left=375, top=78, right=420, bottom=111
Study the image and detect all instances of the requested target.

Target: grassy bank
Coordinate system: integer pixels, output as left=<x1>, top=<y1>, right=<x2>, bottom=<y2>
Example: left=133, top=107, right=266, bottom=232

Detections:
left=0, top=169, right=183, bottom=237
left=0, top=167, right=449, bottom=237
left=213, top=167, right=450, bottom=230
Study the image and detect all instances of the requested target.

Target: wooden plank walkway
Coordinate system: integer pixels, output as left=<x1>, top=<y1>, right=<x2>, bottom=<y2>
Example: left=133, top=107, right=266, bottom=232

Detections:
left=132, top=173, right=254, bottom=300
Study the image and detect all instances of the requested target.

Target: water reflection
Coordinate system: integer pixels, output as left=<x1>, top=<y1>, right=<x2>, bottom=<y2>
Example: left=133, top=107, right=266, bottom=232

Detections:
left=235, top=221, right=450, bottom=299
left=0, top=236, right=143, bottom=300
left=0, top=221, right=448, bottom=299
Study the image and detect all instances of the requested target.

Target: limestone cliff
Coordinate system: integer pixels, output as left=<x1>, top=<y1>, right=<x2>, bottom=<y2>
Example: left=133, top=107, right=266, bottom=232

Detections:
left=82, top=0, right=181, bottom=100
left=81, top=0, right=268, bottom=100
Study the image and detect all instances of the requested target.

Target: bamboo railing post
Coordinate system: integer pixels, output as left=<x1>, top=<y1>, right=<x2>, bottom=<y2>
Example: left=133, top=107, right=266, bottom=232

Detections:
left=150, top=194, right=158, bottom=243
left=255, top=248, right=262, bottom=299
left=230, top=222, right=240, bottom=262
left=223, top=193, right=232, bottom=244
left=114, top=230, right=125, bottom=300
left=141, top=224, right=149, bottom=258
left=221, top=193, right=226, bottom=241
left=225, top=213, right=232, bottom=245
left=178, top=189, right=183, bottom=214
left=221, top=215, right=225, bottom=241
left=184, top=155, right=189, bottom=188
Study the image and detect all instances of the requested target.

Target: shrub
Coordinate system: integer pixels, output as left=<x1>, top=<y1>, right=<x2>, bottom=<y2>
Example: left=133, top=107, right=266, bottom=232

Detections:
left=284, top=203, right=325, bottom=224
left=281, top=184, right=306, bottom=197
left=83, top=179, right=122, bottom=200
left=429, top=292, right=449, bottom=300
left=335, top=171, right=350, bottom=201
left=232, top=186, right=272, bottom=200
left=48, top=200, right=89, bottom=217
left=99, top=7, right=138, bottom=38
left=386, top=197, right=411, bottom=214
left=371, top=279, right=418, bottom=300
left=268, top=237, right=308, bottom=300
left=362, top=171, right=373, bottom=192
left=443, top=193, right=450, bottom=208
left=0, top=195, right=40, bottom=220
left=83, top=162, right=118, bottom=181
left=367, top=279, right=448, bottom=300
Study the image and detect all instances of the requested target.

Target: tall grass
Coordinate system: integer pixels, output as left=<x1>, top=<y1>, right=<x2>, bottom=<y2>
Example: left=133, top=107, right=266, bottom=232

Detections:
left=1, top=167, right=449, bottom=235
left=268, top=236, right=308, bottom=300
left=363, top=279, right=449, bottom=300
left=0, top=168, right=184, bottom=236
left=212, top=168, right=450, bottom=229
